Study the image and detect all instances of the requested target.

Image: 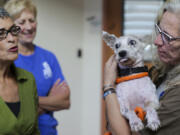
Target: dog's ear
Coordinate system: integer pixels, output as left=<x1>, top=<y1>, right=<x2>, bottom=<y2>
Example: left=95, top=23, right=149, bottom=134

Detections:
left=102, top=31, right=117, bottom=49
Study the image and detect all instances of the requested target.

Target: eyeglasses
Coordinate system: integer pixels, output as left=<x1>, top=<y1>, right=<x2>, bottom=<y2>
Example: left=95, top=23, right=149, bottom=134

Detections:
left=0, top=25, right=21, bottom=41
left=155, top=24, right=180, bottom=44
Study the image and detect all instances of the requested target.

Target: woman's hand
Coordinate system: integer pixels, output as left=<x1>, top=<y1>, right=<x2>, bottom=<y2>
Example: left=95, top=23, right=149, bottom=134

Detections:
left=38, top=107, right=46, bottom=115
left=104, top=55, right=117, bottom=89
left=39, top=79, right=70, bottom=111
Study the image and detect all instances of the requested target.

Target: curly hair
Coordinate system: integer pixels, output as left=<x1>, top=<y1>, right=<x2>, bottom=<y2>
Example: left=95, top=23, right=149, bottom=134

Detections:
left=0, top=7, right=11, bottom=19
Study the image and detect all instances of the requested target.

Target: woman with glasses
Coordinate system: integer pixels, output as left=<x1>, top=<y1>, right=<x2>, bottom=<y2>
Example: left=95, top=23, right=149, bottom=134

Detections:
left=4, top=0, right=70, bottom=135
left=0, top=8, right=39, bottom=134
left=103, top=1, right=180, bottom=135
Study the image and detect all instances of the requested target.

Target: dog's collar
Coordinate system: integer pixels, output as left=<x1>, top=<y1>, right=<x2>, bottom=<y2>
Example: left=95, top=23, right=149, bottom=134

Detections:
left=116, top=66, right=149, bottom=84
left=117, top=66, right=148, bottom=77
left=116, top=72, right=148, bottom=84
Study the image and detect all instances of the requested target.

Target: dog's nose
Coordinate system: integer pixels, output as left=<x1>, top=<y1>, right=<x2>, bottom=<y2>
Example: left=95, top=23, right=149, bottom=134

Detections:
left=119, top=51, right=127, bottom=57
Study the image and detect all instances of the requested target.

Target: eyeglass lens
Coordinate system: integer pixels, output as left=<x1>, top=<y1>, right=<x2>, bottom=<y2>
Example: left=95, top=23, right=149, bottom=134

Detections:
left=0, top=26, right=21, bottom=40
left=155, top=24, right=170, bottom=44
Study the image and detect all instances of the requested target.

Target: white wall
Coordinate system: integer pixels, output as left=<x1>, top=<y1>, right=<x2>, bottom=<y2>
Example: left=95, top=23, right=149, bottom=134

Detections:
left=33, top=0, right=102, bottom=135
left=81, top=0, right=102, bottom=134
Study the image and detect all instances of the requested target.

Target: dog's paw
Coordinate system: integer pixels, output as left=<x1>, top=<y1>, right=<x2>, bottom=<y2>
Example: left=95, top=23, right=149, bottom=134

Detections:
left=147, top=119, right=160, bottom=131
left=130, top=118, right=144, bottom=132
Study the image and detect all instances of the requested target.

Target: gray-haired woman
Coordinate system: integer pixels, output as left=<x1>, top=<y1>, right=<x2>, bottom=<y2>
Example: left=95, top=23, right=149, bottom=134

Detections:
left=0, top=8, right=39, bottom=134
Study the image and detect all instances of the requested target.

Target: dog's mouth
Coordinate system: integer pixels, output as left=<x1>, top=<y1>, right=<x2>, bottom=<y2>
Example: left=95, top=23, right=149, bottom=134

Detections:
left=119, top=58, right=128, bottom=63
left=119, top=58, right=134, bottom=67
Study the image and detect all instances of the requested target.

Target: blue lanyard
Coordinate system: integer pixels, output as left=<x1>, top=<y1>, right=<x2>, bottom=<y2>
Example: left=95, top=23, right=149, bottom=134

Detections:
left=159, top=91, right=165, bottom=99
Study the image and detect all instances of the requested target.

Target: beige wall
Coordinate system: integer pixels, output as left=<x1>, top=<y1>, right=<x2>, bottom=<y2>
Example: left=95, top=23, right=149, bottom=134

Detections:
left=81, top=0, right=102, bottom=134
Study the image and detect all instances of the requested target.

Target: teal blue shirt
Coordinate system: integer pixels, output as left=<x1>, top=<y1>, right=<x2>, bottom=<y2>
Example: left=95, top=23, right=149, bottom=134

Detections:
left=0, top=66, right=40, bottom=135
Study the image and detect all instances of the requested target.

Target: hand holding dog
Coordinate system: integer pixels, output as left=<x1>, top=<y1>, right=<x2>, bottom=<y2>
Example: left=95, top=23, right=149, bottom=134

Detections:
left=104, top=55, right=117, bottom=89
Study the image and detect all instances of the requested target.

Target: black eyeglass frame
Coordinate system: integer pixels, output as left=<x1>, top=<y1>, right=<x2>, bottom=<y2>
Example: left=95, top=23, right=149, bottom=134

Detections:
left=0, top=25, right=21, bottom=41
left=155, top=23, right=180, bottom=44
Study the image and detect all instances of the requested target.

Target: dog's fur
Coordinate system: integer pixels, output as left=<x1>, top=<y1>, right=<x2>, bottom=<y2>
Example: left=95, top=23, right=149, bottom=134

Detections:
left=103, top=31, right=160, bottom=132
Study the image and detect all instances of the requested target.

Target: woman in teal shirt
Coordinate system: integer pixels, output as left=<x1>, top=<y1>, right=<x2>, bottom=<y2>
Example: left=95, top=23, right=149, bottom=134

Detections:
left=0, top=8, right=39, bottom=135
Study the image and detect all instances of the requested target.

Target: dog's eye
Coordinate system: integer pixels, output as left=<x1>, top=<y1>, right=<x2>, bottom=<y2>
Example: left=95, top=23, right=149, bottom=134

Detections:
left=115, top=43, right=120, bottom=49
left=128, top=40, right=136, bottom=46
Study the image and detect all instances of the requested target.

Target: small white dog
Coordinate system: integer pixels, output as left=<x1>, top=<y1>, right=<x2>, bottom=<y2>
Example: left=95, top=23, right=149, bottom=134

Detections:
left=103, top=31, right=160, bottom=132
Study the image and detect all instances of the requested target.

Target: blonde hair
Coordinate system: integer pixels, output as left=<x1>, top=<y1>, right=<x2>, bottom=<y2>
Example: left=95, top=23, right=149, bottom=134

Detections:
left=4, top=0, right=37, bottom=20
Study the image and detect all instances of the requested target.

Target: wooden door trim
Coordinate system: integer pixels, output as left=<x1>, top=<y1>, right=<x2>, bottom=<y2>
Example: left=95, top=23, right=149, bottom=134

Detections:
left=101, top=0, right=124, bottom=134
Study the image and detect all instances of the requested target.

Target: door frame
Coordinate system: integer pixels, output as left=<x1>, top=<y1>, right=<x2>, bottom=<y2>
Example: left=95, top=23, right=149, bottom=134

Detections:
left=101, top=0, right=124, bottom=134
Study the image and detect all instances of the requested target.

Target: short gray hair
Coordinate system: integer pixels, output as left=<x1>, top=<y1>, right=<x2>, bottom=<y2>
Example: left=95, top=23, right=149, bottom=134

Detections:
left=0, top=7, right=11, bottom=19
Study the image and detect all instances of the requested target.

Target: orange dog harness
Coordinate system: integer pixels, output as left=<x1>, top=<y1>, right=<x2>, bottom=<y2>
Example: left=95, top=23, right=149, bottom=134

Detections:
left=116, top=72, right=148, bottom=84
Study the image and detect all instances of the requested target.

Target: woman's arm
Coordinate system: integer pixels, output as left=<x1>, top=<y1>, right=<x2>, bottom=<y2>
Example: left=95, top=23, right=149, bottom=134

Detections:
left=39, top=79, right=70, bottom=112
left=103, top=55, right=131, bottom=135
left=105, top=93, right=131, bottom=135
